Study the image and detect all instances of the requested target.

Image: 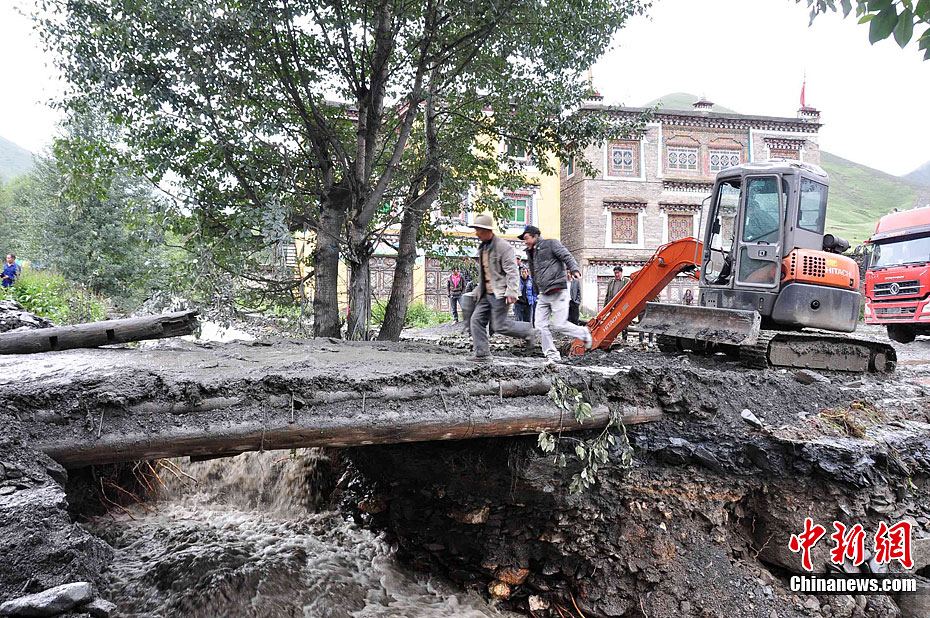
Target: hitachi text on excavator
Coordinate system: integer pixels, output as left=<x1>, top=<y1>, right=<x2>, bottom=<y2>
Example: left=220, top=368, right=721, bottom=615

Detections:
left=571, top=160, right=896, bottom=373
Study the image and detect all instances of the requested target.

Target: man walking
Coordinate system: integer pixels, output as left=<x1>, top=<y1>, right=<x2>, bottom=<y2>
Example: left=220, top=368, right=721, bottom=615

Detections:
left=604, top=265, right=631, bottom=307
left=447, top=268, right=465, bottom=323
left=468, top=214, right=536, bottom=362
left=514, top=265, right=536, bottom=323
left=2, top=254, right=20, bottom=288
left=567, top=270, right=582, bottom=325
left=520, top=225, right=591, bottom=362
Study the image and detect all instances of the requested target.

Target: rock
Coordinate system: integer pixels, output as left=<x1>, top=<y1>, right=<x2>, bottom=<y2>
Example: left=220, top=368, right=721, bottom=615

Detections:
left=495, top=566, right=530, bottom=585
left=803, top=596, right=820, bottom=611
left=85, top=598, right=117, bottom=618
left=0, top=582, right=94, bottom=616
left=741, top=409, right=764, bottom=429
left=896, top=576, right=930, bottom=618
left=488, top=580, right=511, bottom=599
left=528, top=595, right=549, bottom=611
left=795, top=369, right=831, bottom=385
left=449, top=505, right=489, bottom=524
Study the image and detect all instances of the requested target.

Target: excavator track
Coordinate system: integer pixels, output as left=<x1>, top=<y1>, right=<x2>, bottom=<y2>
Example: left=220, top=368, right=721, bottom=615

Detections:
left=662, top=330, right=896, bottom=373
left=739, top=330, right=896, bottom=373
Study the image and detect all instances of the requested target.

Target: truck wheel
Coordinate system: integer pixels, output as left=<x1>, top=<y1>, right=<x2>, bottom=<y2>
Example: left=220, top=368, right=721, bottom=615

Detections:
left=887, top=324, right=917, bottom=344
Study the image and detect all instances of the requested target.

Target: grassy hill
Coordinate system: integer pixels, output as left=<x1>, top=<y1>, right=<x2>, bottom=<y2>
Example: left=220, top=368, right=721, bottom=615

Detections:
left=820, top=151, right=924, bottom=245
left=641, top=92, right=738, bottom=114
left=903, top=160, right=930, bottom=187
left=0, top=136, right=34, bottom=183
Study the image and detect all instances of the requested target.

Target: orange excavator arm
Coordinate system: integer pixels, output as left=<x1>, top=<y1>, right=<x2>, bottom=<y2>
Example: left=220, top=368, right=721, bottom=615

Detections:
left=569, top=237, right=703, bottom=357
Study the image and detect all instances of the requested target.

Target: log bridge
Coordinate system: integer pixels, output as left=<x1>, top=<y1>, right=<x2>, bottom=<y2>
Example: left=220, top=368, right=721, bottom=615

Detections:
left=0, top=338, right=662, bottom=468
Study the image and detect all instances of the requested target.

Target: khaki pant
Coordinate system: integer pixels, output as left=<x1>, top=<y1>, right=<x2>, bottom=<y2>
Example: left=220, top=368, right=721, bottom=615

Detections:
left=534, top=289, right=590, bottom=360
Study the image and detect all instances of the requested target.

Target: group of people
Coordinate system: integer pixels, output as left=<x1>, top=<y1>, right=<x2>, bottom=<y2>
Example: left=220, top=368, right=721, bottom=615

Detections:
left=1, top=254, right=20, bottom=288
left=461, top=215, right=596, bottom=363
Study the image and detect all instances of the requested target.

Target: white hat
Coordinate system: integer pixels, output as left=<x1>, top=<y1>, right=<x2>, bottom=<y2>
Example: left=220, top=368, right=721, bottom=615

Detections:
left=469, top=214, right=494, bottom=230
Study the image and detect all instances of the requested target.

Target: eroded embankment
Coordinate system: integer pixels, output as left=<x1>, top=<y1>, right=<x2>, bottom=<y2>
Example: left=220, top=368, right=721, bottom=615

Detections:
left=344, top=347, right=930, bottom=618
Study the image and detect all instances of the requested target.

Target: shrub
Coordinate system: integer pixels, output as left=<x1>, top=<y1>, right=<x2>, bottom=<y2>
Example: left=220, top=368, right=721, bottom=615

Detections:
left=371, top=300, right=451, bottom=328
left=1, top=268, right=107, bottom=324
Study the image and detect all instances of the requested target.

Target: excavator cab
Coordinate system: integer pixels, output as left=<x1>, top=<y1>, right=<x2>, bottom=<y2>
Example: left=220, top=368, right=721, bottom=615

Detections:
left=697, top=161, right=859, bottom=332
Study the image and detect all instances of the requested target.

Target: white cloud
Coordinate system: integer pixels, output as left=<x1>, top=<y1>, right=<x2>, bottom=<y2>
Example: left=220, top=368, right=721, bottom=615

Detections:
left=594, top=0, right=930, bottom=176
left=1, top=0, right=928, bottom=176
left=0, top=1, right=63, bottom=155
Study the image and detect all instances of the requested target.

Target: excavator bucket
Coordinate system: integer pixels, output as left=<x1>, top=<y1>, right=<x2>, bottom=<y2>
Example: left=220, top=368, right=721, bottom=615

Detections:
left=637, top=302, right=762, bottom=346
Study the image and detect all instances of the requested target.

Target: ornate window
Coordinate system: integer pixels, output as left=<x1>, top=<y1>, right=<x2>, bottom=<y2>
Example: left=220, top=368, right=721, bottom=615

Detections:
left=667, top=214, right=694, bottom=241
left=565, top=157, right=575, bottom=177
left=667, top=147, right=698, bottom=171
left=607, top=140, right=640, bottom=177
left=769, top=148, right=799, bottom=160
left=709, top=149, right=741, bottom=172
left=611, top=212, right=638, bottom=244
left=505, top=193, right=531, bottom=225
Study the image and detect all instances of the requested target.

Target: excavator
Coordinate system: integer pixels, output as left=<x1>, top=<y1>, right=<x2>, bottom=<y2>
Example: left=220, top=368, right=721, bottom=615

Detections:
left=569, top=160, right=896, bottom=373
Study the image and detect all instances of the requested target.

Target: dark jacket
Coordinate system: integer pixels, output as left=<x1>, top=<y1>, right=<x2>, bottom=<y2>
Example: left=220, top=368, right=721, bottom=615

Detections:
left=447, top=274, right=465, bottom=297
left=569, top=278, right=581, bottom=304
left=527, top=238, right=580, bottom=295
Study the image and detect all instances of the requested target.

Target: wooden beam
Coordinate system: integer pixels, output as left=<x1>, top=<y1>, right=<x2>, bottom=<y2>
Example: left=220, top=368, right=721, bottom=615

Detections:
left=0, top=310, right=199, bottom=355
left=37, top=401, right=663, bottom=467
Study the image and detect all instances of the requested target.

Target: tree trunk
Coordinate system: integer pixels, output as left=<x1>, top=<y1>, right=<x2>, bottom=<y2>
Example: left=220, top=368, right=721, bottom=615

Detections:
left=312, top=203, right=345, bottom=338
left=346, top=245, right=372, bottom=341
left=379, top=83, right=442, bottom=341
left=378, top=202, right=424, bottom=341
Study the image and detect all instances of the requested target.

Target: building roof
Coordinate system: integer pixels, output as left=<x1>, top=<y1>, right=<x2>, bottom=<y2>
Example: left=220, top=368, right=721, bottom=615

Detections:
left=583, top=92, right=821, bottom=133
left=642, top=92, right=738, bottom=114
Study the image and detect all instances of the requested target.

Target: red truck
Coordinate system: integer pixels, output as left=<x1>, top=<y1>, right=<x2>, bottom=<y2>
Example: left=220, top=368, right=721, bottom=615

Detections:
left=864, top=206, right=930, bottom=343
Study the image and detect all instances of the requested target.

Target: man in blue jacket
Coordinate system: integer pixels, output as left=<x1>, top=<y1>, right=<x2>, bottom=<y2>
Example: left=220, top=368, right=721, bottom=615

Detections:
left=520, top=226, right=592, bottom=361
left=514, top=265, right=536, bottom=322
left=1, top=254, right=20, bottom=288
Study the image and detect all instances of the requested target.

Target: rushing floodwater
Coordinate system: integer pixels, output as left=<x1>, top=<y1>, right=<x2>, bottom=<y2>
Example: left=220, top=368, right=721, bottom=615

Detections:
left=86, top=450, right=515, bottom=618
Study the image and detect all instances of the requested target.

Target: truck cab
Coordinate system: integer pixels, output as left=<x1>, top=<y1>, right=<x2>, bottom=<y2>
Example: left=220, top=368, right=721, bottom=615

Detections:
left=864, top=206, right=930, bottom=343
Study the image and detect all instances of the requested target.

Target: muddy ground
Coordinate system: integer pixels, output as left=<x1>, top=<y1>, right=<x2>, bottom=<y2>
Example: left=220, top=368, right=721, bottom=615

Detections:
left=0, top=307, right=929, bottom=616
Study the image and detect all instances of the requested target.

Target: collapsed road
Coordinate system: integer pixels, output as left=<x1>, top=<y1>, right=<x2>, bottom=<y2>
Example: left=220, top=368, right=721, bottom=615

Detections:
left=0, top=316, right=929, bottom=617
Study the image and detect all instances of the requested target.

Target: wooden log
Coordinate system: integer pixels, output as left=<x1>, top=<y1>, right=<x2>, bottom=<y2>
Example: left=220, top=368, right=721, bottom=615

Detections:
left=37, top=402, right=663, bottom=468
left=0, top=310, right=199, bottom=355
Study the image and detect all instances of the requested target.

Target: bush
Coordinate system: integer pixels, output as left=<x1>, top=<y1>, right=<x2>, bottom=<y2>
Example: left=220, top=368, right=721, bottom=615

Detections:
left=1, top=268, right=107, bottom=324
left=371, top=300, right=451, bottom=328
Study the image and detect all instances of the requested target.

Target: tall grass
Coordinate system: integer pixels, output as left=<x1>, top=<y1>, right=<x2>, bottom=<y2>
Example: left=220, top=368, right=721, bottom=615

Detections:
left=1, top=268, right=107, bottom=324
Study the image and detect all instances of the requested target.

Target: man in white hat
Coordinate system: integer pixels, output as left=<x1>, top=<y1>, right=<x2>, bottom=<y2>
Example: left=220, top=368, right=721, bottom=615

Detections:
left=468, top=214, right=536, bottom=362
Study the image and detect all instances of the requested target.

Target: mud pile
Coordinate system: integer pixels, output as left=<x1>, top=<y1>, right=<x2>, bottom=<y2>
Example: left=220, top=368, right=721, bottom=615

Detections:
left=0, top=300, right=52, bottom=332
left=0, top=417, right=112, bottom=607
left=345, top=346, right=930, bottom=618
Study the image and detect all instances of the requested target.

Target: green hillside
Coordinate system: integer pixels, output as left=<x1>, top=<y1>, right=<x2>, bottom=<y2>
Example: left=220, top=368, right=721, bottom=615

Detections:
left=903, top=160, right=930, bottom=187
left=820, top=151, right=921, bottom=245
left=0, top=136, right=34, bottom=182
left=642, top=92, right=738, bottom=114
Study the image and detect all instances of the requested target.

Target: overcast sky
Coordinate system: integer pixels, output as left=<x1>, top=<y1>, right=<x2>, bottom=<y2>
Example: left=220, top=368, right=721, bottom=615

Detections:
left=1, top=0, right=928, bottom=175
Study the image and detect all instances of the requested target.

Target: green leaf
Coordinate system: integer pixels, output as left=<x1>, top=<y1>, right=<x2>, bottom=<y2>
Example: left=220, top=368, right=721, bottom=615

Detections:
left=858, top=13, right=876, bottom=22
left=918, top=0, right=930, bottom=16
left=918, top=29, right=930, bottom=49
left=870, top=6, right=899, bottom=42
left=867, top=0, right=892, bottom=9
left=895, top=7, right=915, bottom=46
left=575, top=445, right=586, bottom=459
left=841, top=0, right=853, bottom=16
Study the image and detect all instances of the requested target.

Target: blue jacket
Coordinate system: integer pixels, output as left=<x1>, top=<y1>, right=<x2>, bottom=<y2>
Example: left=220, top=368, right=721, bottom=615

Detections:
left=518, top=275, right=537, bottom=306
left=1, top=262, right=19, bottom=287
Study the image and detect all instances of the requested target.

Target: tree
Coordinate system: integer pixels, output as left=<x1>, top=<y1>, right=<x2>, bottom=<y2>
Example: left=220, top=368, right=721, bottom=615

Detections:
left=3, top=108, right=169, bottom=306
left=37, top=0, right=648, bottom=338
left=803, top=0, right=930, bottom=58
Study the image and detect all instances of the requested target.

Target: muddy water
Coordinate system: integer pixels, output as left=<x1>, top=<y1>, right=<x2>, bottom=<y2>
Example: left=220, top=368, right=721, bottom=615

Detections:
left=87, top=451, right=514, bottom=618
